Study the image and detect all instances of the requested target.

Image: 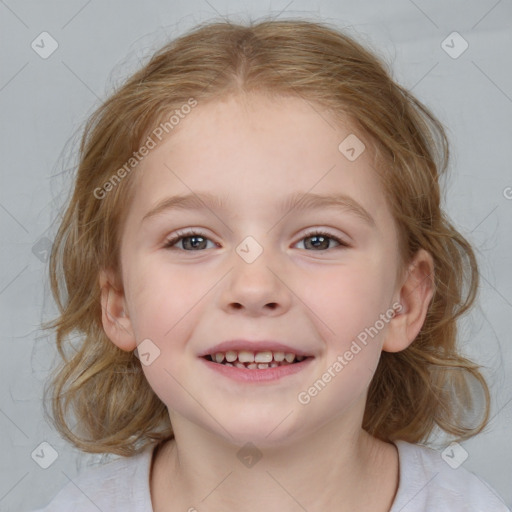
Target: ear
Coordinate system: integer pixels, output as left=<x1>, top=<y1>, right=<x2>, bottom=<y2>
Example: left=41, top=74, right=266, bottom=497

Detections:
left=382, top=249, right=435, bottom=353
left=99, top=268, right=137, bottom=352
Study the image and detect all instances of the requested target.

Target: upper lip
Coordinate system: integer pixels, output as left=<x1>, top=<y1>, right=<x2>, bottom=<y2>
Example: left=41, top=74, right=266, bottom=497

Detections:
left=199, top=340, right=314, bottom=358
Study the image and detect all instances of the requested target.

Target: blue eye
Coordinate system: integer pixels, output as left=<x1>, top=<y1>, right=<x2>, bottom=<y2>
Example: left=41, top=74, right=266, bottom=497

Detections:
left=163, top=230, right=349, bottom=251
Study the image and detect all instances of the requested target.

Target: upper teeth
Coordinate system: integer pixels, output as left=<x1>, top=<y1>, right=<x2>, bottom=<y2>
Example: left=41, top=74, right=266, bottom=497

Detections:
left=212, top=350, right=304, bottom=364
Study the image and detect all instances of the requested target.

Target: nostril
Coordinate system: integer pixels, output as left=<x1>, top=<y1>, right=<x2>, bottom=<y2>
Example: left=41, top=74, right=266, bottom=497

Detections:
left=229, top=302, right=279, bottom=311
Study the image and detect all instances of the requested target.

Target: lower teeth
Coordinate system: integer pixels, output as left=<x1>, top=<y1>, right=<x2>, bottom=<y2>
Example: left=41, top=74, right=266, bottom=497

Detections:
left=218, top=359, right=294, bottom=369
left=206, top=355, right=305, bottom=369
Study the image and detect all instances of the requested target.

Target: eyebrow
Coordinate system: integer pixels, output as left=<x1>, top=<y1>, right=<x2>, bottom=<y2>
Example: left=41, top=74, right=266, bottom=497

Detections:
left=141, top=191, right=375, bottom=227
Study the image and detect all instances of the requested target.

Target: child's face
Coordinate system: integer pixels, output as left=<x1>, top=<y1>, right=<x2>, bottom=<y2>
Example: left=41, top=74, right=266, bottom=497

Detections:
left=109, top=94, right=408, bottom=445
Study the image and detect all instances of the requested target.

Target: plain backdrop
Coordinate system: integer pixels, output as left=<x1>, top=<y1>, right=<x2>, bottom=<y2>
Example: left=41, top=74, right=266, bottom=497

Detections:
left=0, top=0, right=511, bottom=510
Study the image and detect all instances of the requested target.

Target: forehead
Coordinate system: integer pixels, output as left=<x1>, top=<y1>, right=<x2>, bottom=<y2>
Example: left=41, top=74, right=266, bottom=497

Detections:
left=126, top=93, right=391, bottom=226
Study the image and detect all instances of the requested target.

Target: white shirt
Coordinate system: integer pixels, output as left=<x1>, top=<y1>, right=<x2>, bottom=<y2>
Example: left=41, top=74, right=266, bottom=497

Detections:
left=32, top=440, right=510, bottom=511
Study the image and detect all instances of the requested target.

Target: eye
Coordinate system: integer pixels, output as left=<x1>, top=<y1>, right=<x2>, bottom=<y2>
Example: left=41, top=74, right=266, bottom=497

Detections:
left=163, top=229, right=350, bottom=252
left=295, top=230, right=349, bottom=251
left=163, top=230, right=217, bottom=251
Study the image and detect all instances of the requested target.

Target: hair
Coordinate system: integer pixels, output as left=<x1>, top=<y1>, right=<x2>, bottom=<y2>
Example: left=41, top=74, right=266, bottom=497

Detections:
left=44, top=18, right=490, bottom=456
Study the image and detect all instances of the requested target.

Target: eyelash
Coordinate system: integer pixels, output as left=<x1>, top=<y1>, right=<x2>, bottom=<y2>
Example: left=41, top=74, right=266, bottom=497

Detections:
left=163, top=229, right=350, bottom=251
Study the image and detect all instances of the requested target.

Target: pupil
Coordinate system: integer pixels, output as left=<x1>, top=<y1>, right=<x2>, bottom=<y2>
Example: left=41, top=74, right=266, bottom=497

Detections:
left=308, top=235, right=328, bottom=250
left=185, top=236, right=206, bottom=250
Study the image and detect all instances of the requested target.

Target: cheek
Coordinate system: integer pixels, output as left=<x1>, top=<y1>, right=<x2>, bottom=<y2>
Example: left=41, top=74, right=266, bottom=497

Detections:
left=124, top=257, right=214, bottom=340
left=139, top=354, right=209, bottom=429
left=123, top=258, right=214, bottom=410
left=306, top=253, right=396, bottom=346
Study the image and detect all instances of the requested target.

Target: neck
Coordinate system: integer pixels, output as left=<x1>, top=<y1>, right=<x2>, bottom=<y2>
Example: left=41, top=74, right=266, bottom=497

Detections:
left=150, top=409, right=399, bottom=512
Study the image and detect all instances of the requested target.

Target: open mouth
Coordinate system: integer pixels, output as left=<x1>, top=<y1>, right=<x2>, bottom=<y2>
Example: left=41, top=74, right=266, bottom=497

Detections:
left=203, top=350, right=310, bottom=370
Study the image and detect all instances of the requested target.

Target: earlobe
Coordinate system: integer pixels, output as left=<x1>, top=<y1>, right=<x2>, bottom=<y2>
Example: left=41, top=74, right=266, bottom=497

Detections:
left=382, top=249, right=435, bottom=353
left=99, top=269, right=137, bottom=352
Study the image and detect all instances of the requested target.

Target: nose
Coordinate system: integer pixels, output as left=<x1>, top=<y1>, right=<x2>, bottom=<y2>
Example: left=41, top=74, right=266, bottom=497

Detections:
left=219, top=246, right=292, bottom=316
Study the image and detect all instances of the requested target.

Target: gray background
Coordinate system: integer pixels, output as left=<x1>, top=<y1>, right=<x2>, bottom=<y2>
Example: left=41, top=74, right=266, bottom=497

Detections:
left=0, top=0, right=511, bottom=510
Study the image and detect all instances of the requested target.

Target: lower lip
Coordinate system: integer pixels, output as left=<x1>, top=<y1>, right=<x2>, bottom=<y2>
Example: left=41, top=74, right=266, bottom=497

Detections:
left=200, top=357, right=313, bottom=383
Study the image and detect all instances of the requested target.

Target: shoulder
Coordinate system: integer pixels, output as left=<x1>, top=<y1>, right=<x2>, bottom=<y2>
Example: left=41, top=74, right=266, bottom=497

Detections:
left=31, top=444, right=155, bottom=512
left=390, top=440, right=510, bottom=512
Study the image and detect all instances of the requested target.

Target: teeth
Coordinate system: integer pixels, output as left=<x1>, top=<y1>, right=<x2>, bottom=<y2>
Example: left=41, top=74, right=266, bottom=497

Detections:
left=254, top=351, right=273, bottom=363
left=225, top=351, right=237, bottom=362
left=238, top=350, right=254, bottom=363
left=273, top=351, right=285, bottom=362
left=208, top=349, right=308, bottom=368
left=285, top=353, right=295, bottom=363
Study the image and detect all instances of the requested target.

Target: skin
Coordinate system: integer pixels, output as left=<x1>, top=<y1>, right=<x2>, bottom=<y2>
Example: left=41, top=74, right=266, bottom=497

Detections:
left=100, top=93, right=434, bottom=512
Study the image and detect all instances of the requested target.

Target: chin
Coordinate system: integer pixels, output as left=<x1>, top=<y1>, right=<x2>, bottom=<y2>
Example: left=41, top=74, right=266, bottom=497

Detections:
left=208, top=406, right=308, bottom=448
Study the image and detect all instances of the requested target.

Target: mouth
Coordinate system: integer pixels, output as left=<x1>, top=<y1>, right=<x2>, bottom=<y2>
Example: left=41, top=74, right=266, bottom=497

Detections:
left=202, top=350, right=311, bottom=370
left=199, top=340, right=315, bottom=382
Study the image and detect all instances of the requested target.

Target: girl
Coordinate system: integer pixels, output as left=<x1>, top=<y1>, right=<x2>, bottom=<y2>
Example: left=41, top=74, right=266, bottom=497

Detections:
left=34, top=18, right=510, bottom=511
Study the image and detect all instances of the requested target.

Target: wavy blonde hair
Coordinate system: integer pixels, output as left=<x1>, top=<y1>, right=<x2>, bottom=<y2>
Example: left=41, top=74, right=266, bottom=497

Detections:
left=44, top=18, right=490, bottom=456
